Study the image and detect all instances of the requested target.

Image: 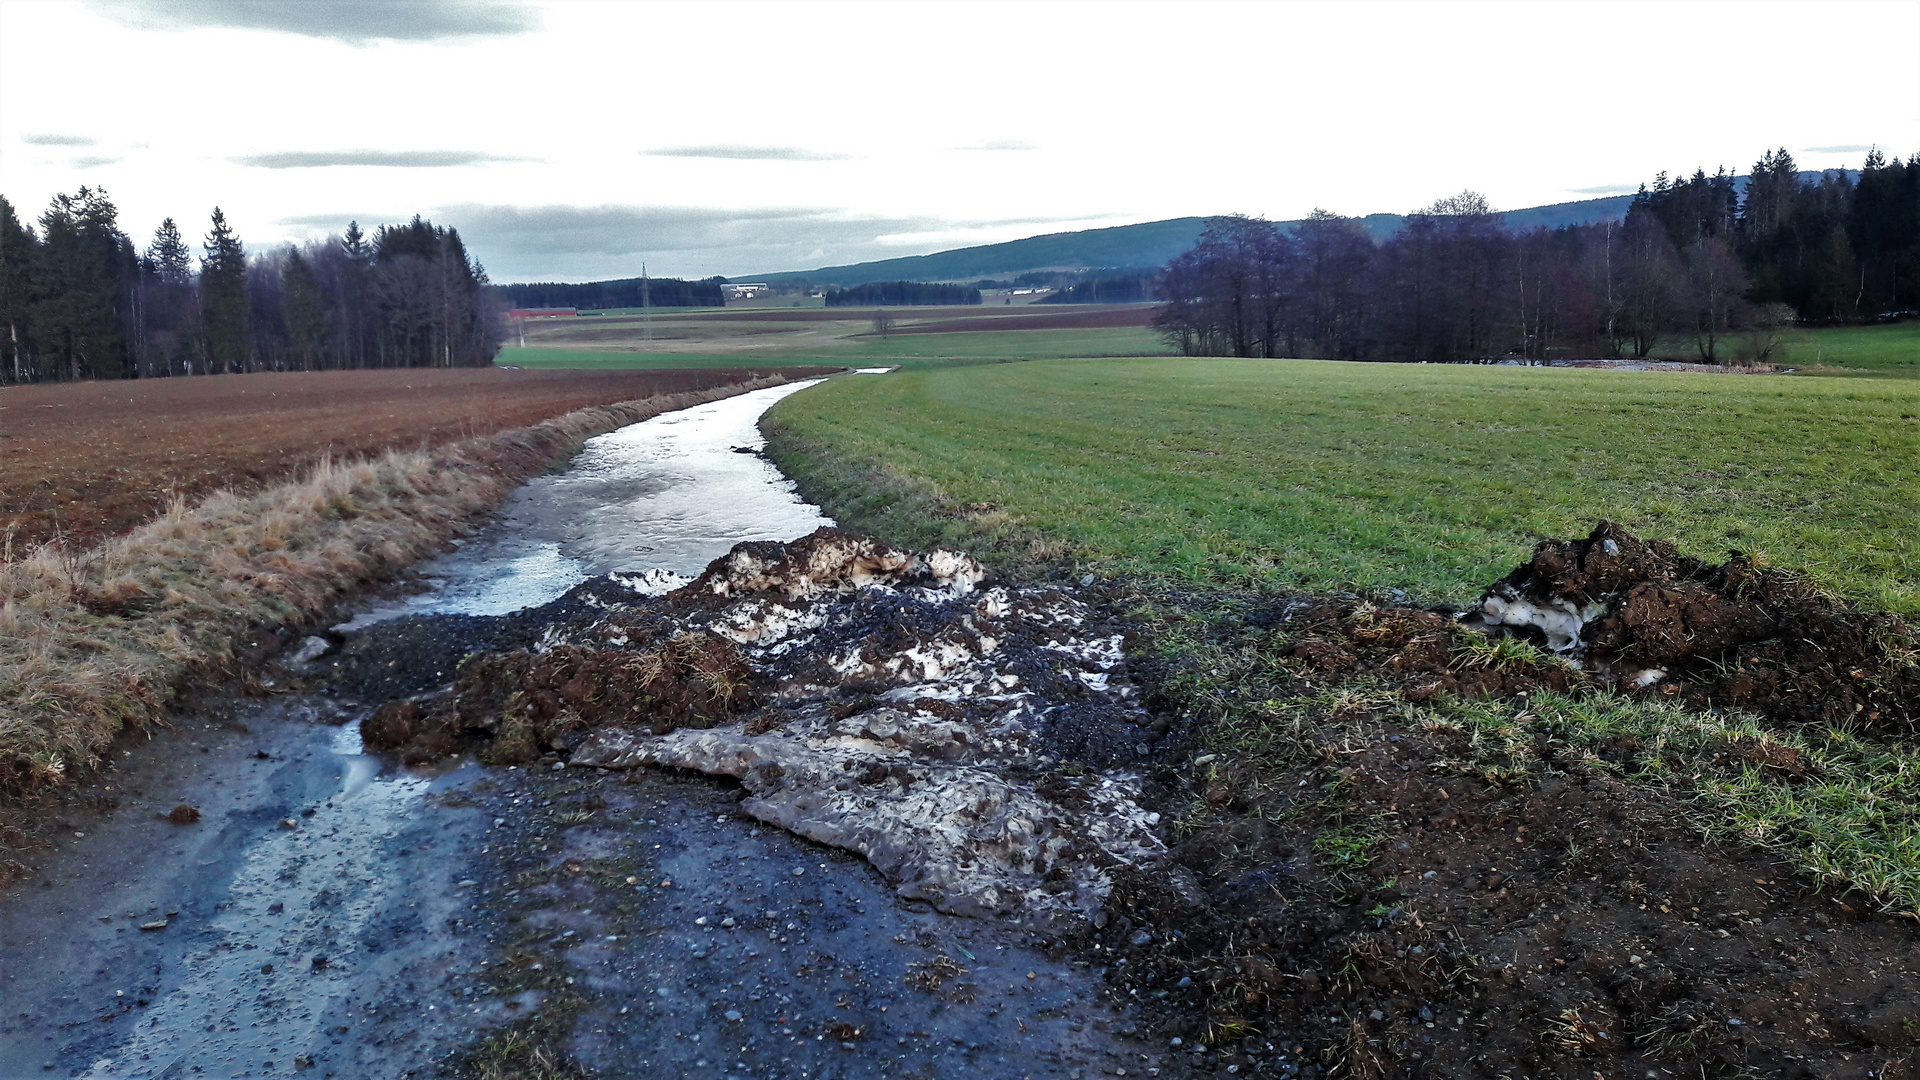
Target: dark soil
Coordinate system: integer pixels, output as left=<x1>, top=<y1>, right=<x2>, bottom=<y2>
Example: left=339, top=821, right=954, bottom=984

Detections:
left=1489, top=521, right=1919, bottom=733
left=1076, top=525, right=1920, bottom=1079
left=0, top=367, right=835, bottom=550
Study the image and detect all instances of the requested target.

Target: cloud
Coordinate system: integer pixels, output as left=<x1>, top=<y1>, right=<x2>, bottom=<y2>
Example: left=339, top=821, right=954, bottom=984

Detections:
left=958, top=140, right=1038, bottom=152
left=72, top=156, right=122, bottom=168
left=1802, top=144, right=1874, bottom=154
left=23, top=134, right=97, bottom=146
left=89, top=0, right=539, bottom=43
left=639, top=145, right=851, bottom=162
left=1568, top=184, right=1638, bottom=195
left=341, top=203, right=1092, bottom=281
left=235, top=150, right=528, bottom=169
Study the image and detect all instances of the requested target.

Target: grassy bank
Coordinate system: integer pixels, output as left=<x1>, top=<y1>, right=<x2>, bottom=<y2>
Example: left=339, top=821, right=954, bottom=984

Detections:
left=0, top=377, right=795, bottom=795
left=765, top=357, right=1920, bottom=612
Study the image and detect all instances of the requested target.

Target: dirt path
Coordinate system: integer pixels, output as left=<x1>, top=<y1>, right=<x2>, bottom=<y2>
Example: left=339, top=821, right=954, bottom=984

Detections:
left=0, top=378, right=1185, bottom=1079
left=0, top=686, right=1167, bottom=1079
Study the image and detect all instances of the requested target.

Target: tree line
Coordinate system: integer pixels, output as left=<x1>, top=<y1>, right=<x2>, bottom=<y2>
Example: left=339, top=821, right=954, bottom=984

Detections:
left=498, top=276, right=724, bottom=310
left=1155, top=148, right=1919, bottom=363
left=824, top=281, right=981, bottom=307
left=1039, top=269, right=1160, bottom=304
left=0, top=187, right=504, bottom=383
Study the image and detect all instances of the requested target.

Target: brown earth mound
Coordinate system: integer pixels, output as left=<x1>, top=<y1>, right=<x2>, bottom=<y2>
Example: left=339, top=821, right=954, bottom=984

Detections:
left=1093, top=715, right=1920, bottom=1078
left=1075, top=524, right=1920, bottom=1077
left=1480, top=521, right=1918, bottom=733
left=359, top=632, right=754, bottom=766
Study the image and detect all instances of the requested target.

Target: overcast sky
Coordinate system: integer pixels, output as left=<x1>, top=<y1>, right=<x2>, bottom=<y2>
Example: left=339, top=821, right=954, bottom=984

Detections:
left=2, top=0, right=1916, bottom=282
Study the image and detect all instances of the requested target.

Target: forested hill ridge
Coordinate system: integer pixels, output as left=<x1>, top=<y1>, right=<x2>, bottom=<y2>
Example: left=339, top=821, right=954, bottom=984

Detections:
left=743, top=194, right=1643, bottom=288
left=741, top=174, right=1869, bottom=289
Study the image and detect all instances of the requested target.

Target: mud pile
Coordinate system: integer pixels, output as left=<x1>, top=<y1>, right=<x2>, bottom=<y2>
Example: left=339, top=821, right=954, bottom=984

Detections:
left=363, top=528, right=1165, bottom=921
left=1474, top=521, right=1918, bottom=731
left=361, top=632, right=756, bottom=766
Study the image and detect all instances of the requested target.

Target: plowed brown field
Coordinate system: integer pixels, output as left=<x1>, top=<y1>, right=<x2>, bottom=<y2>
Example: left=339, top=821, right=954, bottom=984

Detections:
left=0, top=366, right=832, bottom=551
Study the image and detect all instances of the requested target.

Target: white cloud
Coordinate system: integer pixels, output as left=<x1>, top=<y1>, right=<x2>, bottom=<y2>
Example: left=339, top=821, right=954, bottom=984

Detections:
left=88, top=0, right=538, bottom=43
left=639, top=146, right=852, bottom=162
left=235, top=150, right=530, bottom=169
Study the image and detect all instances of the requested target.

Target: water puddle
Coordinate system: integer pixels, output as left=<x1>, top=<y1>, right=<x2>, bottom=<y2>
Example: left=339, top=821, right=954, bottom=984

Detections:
left=339, top=379, right=833, bottom=625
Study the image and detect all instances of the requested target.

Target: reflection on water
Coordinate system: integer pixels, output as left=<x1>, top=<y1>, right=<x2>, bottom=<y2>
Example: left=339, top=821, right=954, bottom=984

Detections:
left=344, top=379, right=833, bottom=624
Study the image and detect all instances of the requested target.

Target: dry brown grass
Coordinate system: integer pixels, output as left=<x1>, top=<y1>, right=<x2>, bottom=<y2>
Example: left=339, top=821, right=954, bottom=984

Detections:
left=0, top=376, right=796, bottom=796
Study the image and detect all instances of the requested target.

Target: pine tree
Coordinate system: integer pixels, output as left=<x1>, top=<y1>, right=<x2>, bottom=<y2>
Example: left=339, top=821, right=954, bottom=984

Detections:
left=200, top=207, right=249, bottom=373
left=34, top=188, right=132, bottom=379
left=0, top=195, right=36, bottom=382
left=340, top=221, right=371, bottom=367
left=282, top=249, right=329, bottom=370
left=147, top=218, right=192, bottom=284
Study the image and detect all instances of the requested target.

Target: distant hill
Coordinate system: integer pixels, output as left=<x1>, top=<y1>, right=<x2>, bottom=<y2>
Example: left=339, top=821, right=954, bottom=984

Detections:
left=713, top=170, right=1853, bottom=289
left=745, top=194, right=1643, bottom=287
left=750, top=218, right=1211, bottom=288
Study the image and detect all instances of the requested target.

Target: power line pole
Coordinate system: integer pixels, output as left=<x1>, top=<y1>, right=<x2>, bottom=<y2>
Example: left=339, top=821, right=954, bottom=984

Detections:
left=641, top=262, right=653, bottom=346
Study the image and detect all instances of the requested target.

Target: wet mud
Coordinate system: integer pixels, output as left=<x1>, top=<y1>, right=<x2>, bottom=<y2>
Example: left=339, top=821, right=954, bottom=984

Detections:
left=1473, top=521, right=1919, bottom=733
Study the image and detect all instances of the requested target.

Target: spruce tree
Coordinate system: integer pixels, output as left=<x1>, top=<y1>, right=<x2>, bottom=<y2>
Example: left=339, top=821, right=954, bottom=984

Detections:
left=147, top=218, right=192, bottom=284
left=200, top=207, right=249, bottom=373
left=282, top=248, right=329, bottom=370
left=0, top=195, right=36, bottom=382
left=34, top=188, right=130, bottom=379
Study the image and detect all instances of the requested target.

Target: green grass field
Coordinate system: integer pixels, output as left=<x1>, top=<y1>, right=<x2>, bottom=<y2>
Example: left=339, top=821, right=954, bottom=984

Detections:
left=1772, top=321, right=1920, bottom=374
left=499, top=327, right=1166, bottom=370
left=765, top=358, right=1920, bottom=612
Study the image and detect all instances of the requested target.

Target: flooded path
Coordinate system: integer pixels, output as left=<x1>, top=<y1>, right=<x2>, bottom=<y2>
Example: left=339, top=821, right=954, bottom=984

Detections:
left=0, top=377, right=1165, bottom=1079
left=342, top=379, right=833, bottom=622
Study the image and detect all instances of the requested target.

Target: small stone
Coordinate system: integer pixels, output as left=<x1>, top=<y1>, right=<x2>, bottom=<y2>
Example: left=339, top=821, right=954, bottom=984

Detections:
left=166, top=805, right=201, bottom=825
left=552, top=761, right=566, bottom=771
left=1177, top=976, right=1192, bottom=987
left=1129, top=929, right=1152, bottom=946
left=494, top=818, right=506, bottom=827
left=1170, top=1038, right=1182, bottom=1047
left=1369, top=1009, right=1384, bottom=1021
left=278, top=819, right=298, bottom=830
left=695, top=916, right=708, bottom=926
left=725, top=1009, right=743, bottom=1022
left=721, top=917, right=737, bottom=928
left=289, top=636, right=332, bottom=665
left=138, top=919, right=167, bottom=932
left=792, top=867, right=805, bottom=877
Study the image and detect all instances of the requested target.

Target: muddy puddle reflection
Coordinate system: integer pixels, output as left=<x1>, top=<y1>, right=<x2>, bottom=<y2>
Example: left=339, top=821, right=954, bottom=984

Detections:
left=341, top=378, right=832, bottom=625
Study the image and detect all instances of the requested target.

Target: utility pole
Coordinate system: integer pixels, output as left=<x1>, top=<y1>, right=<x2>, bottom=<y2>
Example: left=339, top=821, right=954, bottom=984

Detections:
left=641, top=262, right=653, bottom=346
